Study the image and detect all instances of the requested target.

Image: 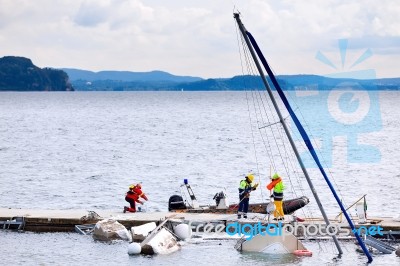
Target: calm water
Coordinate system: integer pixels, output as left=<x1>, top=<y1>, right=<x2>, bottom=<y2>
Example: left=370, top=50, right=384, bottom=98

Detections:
left=0, top=91, right=399, bottom=265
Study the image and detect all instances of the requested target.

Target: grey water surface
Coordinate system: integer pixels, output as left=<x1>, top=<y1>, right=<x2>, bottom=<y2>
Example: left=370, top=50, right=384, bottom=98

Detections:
left=0, top=91, right=399, bottom=265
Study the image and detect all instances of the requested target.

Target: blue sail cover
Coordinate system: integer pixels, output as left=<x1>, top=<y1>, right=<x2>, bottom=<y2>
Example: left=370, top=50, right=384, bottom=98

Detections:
left=245, top=31, right=373, bottom=262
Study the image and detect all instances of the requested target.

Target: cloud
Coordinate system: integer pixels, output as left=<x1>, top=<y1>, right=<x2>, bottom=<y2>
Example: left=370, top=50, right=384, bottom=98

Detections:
left=74, top=1, right=111, bottom=27
left=0, top=0, right=398, bottom=78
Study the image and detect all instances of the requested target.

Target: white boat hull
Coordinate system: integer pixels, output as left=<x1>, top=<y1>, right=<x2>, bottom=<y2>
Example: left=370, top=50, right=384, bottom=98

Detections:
left=237, top=232, right=305, bottom=254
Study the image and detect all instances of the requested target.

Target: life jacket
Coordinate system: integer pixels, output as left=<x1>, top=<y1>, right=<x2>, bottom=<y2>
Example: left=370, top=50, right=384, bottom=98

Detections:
left=239, top=180, right=251, bottom=190
left=267, top=179, right=285, bottom=201
left=126, top=190, right=139, bottom=201
left=273, top=181, right=284, bottom=193
left=266, top=178, right=281, bottom=190
left=126, top=186, right=148, bottom=201
left=239, top=179, right=253, bottom=198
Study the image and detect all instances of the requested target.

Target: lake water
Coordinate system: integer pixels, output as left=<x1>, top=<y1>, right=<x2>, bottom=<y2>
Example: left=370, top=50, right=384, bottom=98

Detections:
left=0, top=91, right=399, bottom=265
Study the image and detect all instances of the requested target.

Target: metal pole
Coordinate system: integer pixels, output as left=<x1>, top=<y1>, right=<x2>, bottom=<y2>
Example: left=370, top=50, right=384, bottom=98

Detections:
left=233, top=13, right=343, bottom=255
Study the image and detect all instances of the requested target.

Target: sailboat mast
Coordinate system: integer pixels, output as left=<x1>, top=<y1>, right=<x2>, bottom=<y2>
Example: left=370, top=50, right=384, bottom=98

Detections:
left=233, top=13, right=343, bottom=255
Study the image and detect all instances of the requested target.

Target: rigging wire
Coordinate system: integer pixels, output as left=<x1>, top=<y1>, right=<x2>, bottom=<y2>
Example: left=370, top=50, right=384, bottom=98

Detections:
left=240, top=33, right=287, bottom=175
left=241, top=39, right=283, bottom=184
left=240, top=35, right=302, bottom=191
left=236, top=24, right=316, bottom=220
left=236, top=23, right=326, bottom=222
left=232, top=15, right=370, bottom=256
left=262, top=60, right=350, bottom=219
left=234, top=18, right=265, bottom=202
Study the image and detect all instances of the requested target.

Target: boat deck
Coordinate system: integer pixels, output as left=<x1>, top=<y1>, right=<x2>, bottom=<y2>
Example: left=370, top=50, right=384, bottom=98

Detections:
left=1, top=208, right=399, bottom=239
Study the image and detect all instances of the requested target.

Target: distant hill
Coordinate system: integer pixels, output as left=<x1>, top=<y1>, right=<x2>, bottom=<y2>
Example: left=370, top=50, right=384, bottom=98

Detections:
left=63, top=68, right=202, bottom=83
left=0, top=56, right=74, bottom=91
left=274, top=74, right=400, bottom=90
left=173, top=74, right=400, bottom=91
left=1, top=56, right=398, bottom=91
left=62, top=68, right=400, bottom=91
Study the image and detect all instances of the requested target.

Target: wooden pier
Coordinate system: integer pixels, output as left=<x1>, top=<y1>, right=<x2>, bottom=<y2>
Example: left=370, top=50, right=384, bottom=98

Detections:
left=1, top=208, right=400, bottom=239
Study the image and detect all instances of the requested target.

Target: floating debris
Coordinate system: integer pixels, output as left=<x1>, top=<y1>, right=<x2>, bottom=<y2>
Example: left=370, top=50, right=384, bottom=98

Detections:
left=93, top=218, right=132, bottom=242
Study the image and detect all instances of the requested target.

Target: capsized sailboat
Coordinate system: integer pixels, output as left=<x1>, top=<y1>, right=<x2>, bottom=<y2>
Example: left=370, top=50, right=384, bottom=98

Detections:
left=235, top=231, right=307, bottom=254
left=232, top=12, right=373, bottom=262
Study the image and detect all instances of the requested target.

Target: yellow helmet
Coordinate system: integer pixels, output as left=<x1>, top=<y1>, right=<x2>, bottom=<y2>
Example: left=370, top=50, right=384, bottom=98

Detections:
left=129, top=183, right=142, bottom=189
left=246, top=174, right=255, bottom=183
left=272, top=173, right=280, bottom=180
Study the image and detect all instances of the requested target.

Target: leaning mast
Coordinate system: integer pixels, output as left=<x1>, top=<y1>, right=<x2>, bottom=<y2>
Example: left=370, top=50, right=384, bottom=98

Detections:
left=234, top=13, right=372, bottom=262
left=234, top=13, right=373, bottom=263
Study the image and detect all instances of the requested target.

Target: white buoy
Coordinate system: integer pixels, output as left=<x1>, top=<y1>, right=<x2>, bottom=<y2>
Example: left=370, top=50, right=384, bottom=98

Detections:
left=127, top=242, right=141, bottom=255
left=173, top=224, right=191, bottom=240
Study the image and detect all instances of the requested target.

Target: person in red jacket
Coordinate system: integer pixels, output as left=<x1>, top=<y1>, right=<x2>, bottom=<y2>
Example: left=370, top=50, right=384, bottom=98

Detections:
left=123, top=184, right=148, bottom=213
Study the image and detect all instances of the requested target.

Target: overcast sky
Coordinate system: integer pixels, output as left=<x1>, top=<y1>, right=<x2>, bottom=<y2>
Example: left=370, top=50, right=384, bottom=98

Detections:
left=1, top=0, right=399, bottom=78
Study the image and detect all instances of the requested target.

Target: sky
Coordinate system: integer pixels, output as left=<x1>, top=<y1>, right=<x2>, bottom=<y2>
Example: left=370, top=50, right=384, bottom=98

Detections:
left=0, top=0, right=399, bottom=79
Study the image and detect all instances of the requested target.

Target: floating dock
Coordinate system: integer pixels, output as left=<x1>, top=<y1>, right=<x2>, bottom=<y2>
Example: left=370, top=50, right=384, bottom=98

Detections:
left=1, top=208, right=399, bottom=239
left=0, top=208, right=232, bottom=232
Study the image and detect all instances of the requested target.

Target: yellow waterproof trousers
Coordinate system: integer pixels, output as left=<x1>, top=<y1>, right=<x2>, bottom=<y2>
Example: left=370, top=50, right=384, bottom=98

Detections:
left=273, top=200, right=284, bottom=218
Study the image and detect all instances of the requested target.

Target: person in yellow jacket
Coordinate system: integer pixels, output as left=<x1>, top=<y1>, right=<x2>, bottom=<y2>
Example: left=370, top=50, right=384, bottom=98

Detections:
left=237, top=173, right=259, bottom=219
left=267, top=173, right=285, bottom=220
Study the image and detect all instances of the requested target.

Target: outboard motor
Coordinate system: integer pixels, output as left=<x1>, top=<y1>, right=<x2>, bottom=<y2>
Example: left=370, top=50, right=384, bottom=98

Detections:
left=168, top=195, right=187, bottom=211
left=213, top=191, right=229, bottom=209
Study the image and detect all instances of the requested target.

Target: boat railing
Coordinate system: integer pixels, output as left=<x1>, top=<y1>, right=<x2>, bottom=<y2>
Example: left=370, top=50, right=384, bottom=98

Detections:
left=335, top=194, right=367, bottom=222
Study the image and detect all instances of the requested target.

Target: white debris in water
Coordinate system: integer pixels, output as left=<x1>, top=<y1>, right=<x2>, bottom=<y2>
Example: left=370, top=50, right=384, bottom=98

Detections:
left=146, top=228, right=180, bottom=255
left=131, top=222, right=157, bottom=238
left=93, top=218, right=132, bottom=242
left=173, top=223, right=192, bottom=240
left=127, top=242, right=141, bottom=255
